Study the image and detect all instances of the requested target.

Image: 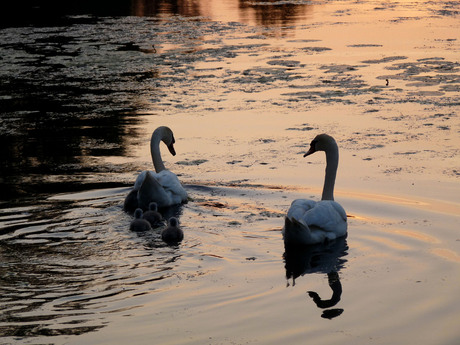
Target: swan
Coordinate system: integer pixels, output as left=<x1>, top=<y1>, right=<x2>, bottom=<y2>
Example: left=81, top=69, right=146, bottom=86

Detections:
left=283, top=134, right=347, bottom=246
left=124, top=126, right=188, bottom=212
left=142, top=202, right=164, bottom=227
left=130, top=208, right=152, bottom=232
left=161, top=217, right=184, bottom=243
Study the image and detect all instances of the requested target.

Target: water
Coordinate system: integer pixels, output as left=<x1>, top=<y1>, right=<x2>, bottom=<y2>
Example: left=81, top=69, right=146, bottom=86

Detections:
left=1, top=1, right=459, bottom=344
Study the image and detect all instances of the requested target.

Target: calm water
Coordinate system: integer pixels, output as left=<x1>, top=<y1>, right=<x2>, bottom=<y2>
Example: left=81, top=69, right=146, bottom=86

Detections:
left=1, top=1, right=459, bottom=344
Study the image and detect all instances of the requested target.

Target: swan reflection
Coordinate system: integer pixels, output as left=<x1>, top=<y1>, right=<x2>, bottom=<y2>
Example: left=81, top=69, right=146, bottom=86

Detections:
left=284, top=236, right=348, bottom=319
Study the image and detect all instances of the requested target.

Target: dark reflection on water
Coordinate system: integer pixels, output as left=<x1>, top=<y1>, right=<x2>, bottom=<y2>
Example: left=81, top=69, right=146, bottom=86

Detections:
left=0, top=20, right=155, bottom=200
left=131, top=0, right=202, bottom=17
left=1, top=0, right=202, bottom=28
left=239, top=0, right=313, bottom=27
left=1, top=0, right=313, bottom=28
left=284, top=237, right=348, bottom=319
left=0, top=0, right=131, bottom=28
left=0, top=0, right=314, bottom=201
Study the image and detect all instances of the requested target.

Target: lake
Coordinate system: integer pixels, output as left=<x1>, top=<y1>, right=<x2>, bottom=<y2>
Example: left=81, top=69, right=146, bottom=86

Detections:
left=0, top=0, right=459, bottom=344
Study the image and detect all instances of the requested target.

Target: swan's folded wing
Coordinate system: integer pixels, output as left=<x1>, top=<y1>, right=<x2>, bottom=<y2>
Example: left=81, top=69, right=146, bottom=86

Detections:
left=330, top=201, right=347, bottom=222
left=137, top=171, right=170, bottom=209
left=305, top=201, right=347, bottom=236
left=284, top=215, right=309, bottom=232
left=133, top=171, right=148, bottom=190
left=287, top=199, right=317, bottom=220
left=283, top=216, right=312, bottom=244
left=156, top=170, right=188, bottom=203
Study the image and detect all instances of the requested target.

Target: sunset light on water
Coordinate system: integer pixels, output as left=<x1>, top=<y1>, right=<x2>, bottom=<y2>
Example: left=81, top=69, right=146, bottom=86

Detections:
left=0, top=1, right=459, bottom=344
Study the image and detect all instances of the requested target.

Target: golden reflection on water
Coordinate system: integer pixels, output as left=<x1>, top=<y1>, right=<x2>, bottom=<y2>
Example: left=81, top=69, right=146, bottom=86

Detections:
left=430, top=248, right=460, bottom=263
left=391, top=229, right=440, bottom=244
left=339, top=190, right=460, bottom=216
left=124, top=0, right=460, bottom=211
left=361, top=235, right=411, bottom=251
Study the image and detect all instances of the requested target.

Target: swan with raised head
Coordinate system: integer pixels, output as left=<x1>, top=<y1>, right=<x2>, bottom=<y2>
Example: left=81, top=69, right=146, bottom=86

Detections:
left=124, top=126, right=188, bottom=212
left=161, top=217, right=184, bottom=243
left=283, top=134, right=347, bottom=246
left=130, top=208, right=152, bottom=232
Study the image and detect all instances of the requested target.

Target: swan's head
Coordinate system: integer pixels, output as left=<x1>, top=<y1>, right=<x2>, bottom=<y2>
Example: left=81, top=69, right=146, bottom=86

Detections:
left=154, top=126, right=176, bottom=156
left=304, top=134, right=336, bottom=157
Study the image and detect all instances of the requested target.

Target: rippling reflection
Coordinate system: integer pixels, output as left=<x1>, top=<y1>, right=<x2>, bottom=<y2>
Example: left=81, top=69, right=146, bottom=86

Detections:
left=0, top=189, right=183, bottom=338
left=284, top=236, right=348, bottom=319
left=1, top=0, right=459, bottom=343
left=239, top=0, right=313, bottom=28
left=1, top=0, right=313, bottom=27
left=0, top=0, right=317, bottom=202
left=0, top=18, right=157, bottom=200
left=131, top=0, right=201, bottom=17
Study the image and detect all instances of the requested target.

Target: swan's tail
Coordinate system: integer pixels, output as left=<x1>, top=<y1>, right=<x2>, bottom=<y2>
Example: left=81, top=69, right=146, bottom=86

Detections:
left=283, top=216, right=312, bottom=245
left=284, top=216, right=309, bottom=231
left=284, top=216, right=294, bottom=232
left=137, top=172, right=170, bottom=210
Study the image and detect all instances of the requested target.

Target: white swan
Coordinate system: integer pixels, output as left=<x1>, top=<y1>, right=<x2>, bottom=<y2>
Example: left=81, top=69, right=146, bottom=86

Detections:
left=283, top=134, right=347, bottom=245
left=124, top=126, right=188, bottom=212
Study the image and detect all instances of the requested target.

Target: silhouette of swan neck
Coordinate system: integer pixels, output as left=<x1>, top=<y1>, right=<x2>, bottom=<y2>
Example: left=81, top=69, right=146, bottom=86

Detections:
left=150, top=128, right=167, bottom=173
left=322, top=143, right=339, bottom=201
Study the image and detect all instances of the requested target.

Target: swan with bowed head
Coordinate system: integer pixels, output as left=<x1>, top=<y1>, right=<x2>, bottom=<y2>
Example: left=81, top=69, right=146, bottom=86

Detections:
left=283, top=134, right=347, bottom=246
left=124, top=126, right=188, bottom=213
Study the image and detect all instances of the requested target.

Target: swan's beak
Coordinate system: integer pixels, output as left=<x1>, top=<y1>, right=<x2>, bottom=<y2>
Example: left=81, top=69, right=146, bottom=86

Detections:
left=303, top=147, right=316, bottom=157
left=167, top=143, right=176, bottom=156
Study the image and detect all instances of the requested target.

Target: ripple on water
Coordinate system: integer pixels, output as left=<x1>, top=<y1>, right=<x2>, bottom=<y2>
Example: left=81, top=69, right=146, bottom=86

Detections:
left=0, top=1, right=459, bottom=343
left=0, top=188, right=187, bottom=338
left=0, top=181, right=459, bottom=343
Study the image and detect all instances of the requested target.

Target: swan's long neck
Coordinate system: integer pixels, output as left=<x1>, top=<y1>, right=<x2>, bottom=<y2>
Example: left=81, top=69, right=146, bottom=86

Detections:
left=150, top=130, right=166, bottom=173
left=322, top=144, right=339, bottom=201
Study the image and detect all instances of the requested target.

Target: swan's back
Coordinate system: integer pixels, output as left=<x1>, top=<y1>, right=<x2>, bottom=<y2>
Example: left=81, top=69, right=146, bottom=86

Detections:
left=287, top=199, right=317, bottom=220
left=156, top=170, right=188, bottom=203
left=133, top=171, right=148, bottom=190
left=284, top=200, right=347, bottom=245
left=302, top=200, right=347, bottom=233
left=134, top=170, right=188, bottom=209
left=124, top=189, right=139, bottom=214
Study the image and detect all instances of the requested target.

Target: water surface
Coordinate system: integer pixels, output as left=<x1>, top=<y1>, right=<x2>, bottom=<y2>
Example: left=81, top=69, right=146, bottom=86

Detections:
left=1, top=1, right=459, bottom=344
